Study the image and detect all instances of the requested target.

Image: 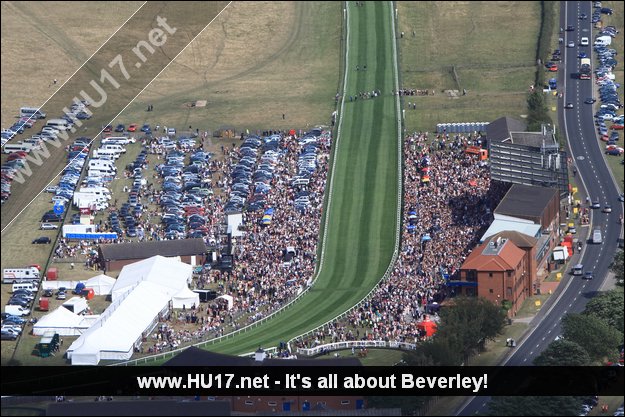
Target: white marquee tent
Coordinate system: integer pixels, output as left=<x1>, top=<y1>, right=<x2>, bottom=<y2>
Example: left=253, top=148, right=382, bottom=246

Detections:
left=67, top=256, right=198, bottom=365
left=86, top=274, right=116, bottom=295
left=111, top=255, right=194, bottom=302
left=33, top=307, right=94, bottom=336
left=67, top=281, right=171, bottom=365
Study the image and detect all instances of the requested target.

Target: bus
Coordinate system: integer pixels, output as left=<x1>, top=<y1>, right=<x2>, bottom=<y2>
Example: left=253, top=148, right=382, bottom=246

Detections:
left=19, top=107, right=47, bottom=119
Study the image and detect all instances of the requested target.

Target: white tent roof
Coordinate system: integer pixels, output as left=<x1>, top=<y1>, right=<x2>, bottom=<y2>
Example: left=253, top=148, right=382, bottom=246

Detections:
left=216, top=294, right=234, bottom=310
left=86, top=274, right=116, bottom=295
left=171, top=286, right=200, bottom=309
left=33, top=307, right=84, bottom=336
left=68, top=281, right=171, bottom=365
left=112, top=255, right=192, bottom=301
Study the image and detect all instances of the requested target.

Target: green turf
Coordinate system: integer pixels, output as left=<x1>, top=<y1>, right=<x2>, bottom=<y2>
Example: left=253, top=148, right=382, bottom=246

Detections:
left=190, top=1, right=402, bottom=356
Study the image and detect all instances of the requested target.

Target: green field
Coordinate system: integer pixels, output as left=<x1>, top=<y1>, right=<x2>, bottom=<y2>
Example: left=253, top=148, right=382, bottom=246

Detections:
left=396, top=1, right=540, bottom=132
left=190, top=1, right=402, bottom=357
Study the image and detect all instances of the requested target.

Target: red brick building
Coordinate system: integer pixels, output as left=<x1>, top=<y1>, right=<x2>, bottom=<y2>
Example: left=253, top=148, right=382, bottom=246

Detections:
left=458, top=236, right=529, bottom=316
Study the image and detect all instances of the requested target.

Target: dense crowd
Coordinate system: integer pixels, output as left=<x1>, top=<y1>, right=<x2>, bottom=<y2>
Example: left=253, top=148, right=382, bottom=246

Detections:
left=295, top=131, right=508, bottom=348
left=200, top=131, right=332, bottom=324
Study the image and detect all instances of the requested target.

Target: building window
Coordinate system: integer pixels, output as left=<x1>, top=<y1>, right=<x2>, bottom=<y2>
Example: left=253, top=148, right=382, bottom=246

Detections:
left=489, top=289, right=494, bottom=293
left=245, top=401, right=254, bottom=406
left=341, top=400, right=351, bottom=405
left=507, top=287, right=512, bottom=297
left=489, top=272, right=493, bottom=278
left=466, top=270, right=477, bottom=282
left=268, top=401, right=277, bottom=406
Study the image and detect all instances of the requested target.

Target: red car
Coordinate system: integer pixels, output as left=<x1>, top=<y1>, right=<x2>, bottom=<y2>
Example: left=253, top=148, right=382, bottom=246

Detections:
left=103, top=125, right=113, bottom=133
left=611, top=124, right=624, bottom=130
left=127, top=124, right=138, bottom=132
left=7, top=151, right=28, bottom=160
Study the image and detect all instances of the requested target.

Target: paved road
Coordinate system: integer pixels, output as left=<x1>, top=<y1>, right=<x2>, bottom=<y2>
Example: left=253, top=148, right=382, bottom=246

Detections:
left=458, top=1, right=623, bottom=414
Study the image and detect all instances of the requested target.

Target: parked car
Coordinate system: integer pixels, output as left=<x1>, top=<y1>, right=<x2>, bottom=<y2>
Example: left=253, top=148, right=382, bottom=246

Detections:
left=40, top=223, right=59, bottom=230
left=127, top=123, right=138, bottom=132
left=114, top=124, right=125, bottom=132
left=32, top=236, right=51, bottom=244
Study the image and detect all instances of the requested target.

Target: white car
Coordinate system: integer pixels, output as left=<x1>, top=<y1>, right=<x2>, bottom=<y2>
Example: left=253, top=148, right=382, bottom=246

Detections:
left=40, top=223, right=59, bottom=230
left=167, top=127, right=176, bottom=136
left=45, top=185, right=58, bottom=193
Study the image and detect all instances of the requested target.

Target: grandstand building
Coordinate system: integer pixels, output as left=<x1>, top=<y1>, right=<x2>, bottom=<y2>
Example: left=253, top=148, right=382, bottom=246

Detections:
left=487, top=117, right=569, bottom=198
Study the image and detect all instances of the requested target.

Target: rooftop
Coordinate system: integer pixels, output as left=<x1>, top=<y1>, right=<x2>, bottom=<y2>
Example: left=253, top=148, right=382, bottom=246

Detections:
left=494, top=184, right=559, bottom=220
left=99, top=238, right=207, bottom=261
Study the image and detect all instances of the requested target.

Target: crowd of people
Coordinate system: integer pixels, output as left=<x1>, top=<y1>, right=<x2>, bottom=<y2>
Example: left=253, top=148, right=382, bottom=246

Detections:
left=52, top=124, right=514, bottom=355
left=200, top=131, right=332, bottom=326
left=295, top=131, right=509, bottom=348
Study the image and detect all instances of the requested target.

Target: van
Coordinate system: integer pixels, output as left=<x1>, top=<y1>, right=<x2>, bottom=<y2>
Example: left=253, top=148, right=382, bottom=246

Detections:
left=93, top=149, right=120, bottom=159
left=12, top=282, right=38, bottom=293
left=101, top=144, right=125, bottom=154
left=79, top=187, right=111, bottom=200
left=101, top=136, right=135, bottom=145
left=4, top=305, right=30, bottom=317
left=3, top=267, right=40, bottom=283
left=45, top=119, right=71, bottom=131
left=88, top=159, right=116, bottom=171
left=592, top=229, right=602, bottom=244
left=3, top=143, right=33, bottom=154
left=572, top=264, right=584, bottom=276
left=20, top=107, right=47, bottom=119
left=87, top=168, right=116, bottom=177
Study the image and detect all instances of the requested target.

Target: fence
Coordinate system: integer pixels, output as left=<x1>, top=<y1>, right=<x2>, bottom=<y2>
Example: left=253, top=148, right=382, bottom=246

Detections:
left=297, top=340, right=416, bottom=356
left=436, top=122, right=489, bottom=134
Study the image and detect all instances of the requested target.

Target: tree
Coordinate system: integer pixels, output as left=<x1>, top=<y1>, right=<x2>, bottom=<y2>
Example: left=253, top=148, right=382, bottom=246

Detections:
left=487, top=396, right=584, bottom=416
left=533, top=339, right=591, bottom=366
left=437, top=297, right=506, bottom=361
left=561, top=314, right=623, bottom=363
left=583, top=289, right=624, bottom=333
left=611, top=250, right=624, bottom=287
left=402, top=337, right=462, bottom=366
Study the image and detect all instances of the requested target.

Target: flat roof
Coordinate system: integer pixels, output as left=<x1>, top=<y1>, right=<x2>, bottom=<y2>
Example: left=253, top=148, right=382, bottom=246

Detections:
left=99, top=238, right=207, bottom=261
left=481, top=220, right=541, bottom=242
left=494, top=184, right=559, bottom=219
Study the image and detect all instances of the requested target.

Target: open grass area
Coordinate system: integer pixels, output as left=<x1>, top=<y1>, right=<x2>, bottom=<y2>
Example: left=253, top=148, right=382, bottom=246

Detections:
left=396, top=1, right=540, bottom=132
left=114, top=2, right=342, bottom=134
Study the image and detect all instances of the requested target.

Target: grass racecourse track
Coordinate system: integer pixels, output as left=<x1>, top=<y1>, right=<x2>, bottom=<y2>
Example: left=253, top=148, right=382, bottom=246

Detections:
left=205, top=1, right=401, bottom=355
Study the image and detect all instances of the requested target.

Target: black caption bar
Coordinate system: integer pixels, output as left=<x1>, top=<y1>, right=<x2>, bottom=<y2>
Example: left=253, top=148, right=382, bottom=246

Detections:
left=1, top=366, right=622, bottom=396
